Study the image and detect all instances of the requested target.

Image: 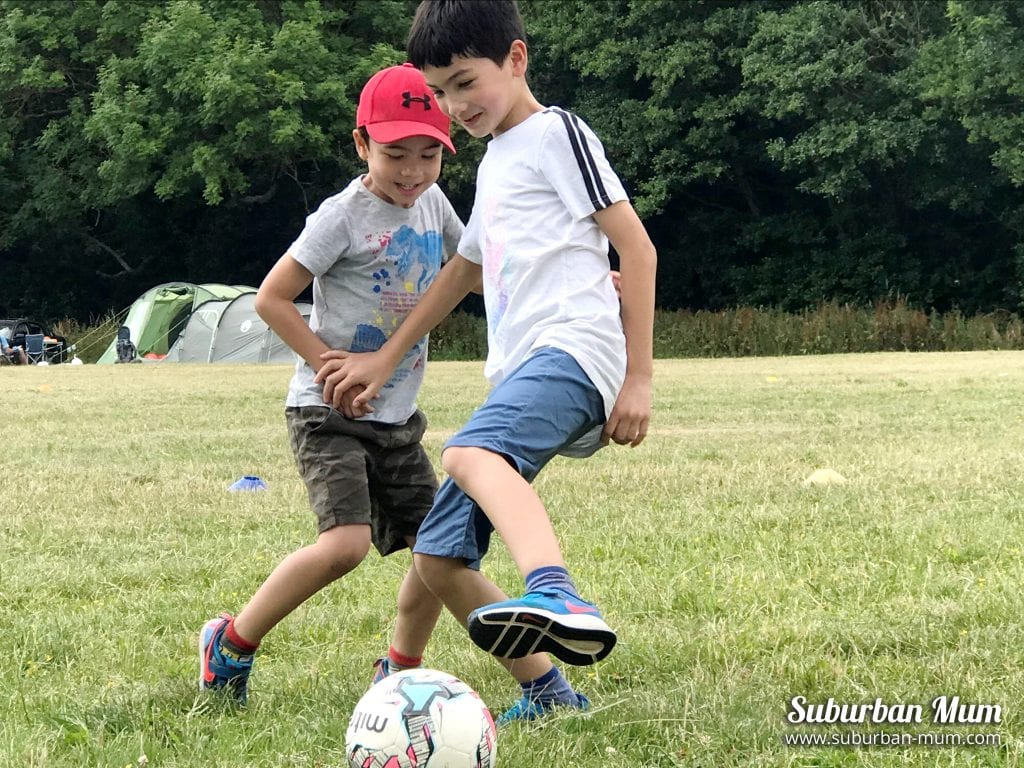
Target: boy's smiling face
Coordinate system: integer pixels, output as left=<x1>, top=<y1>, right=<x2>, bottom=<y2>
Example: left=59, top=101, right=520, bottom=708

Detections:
left=423, top=42, right=532, bottom=139
left=354, top=132, right=443, bottom=208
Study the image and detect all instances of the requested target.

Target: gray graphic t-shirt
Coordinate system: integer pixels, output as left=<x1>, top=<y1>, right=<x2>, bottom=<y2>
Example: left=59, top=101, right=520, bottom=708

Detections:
left=285, top=177, right=463, bottom=424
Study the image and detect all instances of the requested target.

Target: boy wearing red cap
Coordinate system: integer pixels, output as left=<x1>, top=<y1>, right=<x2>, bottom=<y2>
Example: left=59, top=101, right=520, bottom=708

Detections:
left=198, top=63, right=461, bottom=704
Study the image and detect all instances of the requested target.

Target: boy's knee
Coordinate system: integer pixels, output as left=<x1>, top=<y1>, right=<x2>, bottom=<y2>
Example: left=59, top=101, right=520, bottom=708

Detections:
left=440, top=445, right=472, bottom=483
left=317, top=525, right=371, bottom=575
left=413, top=553, right=461, bottom=595
left=442, top=445, right=506, bottom=486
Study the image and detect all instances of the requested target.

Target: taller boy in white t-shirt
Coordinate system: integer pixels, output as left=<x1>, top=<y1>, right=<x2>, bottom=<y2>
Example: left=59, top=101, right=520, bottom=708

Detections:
left=318, top=0, right=656, bottom=721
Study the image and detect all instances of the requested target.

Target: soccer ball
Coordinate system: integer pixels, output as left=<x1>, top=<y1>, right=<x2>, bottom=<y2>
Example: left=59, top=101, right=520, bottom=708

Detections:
left=345, top=668, right=498, bottom=768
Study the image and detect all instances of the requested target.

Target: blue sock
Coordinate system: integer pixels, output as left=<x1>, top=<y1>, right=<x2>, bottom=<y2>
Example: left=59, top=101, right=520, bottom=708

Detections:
left=521, top=666, right=577, bottom=706
left=526, top=566, right=581, bottom=599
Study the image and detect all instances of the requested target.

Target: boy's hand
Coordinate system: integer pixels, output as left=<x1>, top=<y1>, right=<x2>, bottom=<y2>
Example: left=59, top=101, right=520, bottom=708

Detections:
left=610, top=269, right=622, bottom=298
left=314, top=349, right=394, bottom=412
left=603, top=375, right=651, bottom=447
left=338, top=383, right=372, bottom=419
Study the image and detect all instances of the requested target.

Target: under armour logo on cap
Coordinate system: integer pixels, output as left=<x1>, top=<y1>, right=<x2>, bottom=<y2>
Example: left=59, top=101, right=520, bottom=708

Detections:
left=402, top=91, right=432, bottom=110
left=356, top=64, right=455, bottom=153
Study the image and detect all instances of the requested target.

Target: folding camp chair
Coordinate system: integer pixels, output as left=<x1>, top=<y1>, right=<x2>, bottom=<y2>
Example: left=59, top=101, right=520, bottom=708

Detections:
left=115, top=326, right=137, bottom=364
left=24, top=334, right=46, bottom=364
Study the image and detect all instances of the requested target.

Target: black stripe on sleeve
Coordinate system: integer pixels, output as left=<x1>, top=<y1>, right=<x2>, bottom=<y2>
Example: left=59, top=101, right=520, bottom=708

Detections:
left=569, top=111, right=612, bottom=208
left=546, top=108, right=610, bottom=211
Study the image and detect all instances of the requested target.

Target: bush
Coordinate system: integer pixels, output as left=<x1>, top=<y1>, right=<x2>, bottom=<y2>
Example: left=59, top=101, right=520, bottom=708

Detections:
left=55, top=300, right=1024, bottom=364
left=51, top=314, right=122, bottom=364
left=653, top=300, right=1024, bottom=357
left=429, top=311, right=489, bottom=361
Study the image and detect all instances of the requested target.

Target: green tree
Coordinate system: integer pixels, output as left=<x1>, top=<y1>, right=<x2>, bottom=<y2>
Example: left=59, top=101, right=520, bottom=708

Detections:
left=3, top=0, right=1023, bottom=320
left=934, top=0, right=1024, bottom=185
left=0, top=0, right=428, bottom=318
left=523, top=0, right=1024, bottom=312
left=85, top=0, right=403, bottom=207
left=917, top=0, right=1024, bottom=304
left=524, top=0, right=786, bottom=309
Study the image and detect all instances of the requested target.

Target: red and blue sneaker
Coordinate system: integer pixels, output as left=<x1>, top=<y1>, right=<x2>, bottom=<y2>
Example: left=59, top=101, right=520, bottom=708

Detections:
left=199, top=613, right=253, bottom=703
left=467, top=590, right=616, bottom=666
left=370, top=657, right=392, bottom=685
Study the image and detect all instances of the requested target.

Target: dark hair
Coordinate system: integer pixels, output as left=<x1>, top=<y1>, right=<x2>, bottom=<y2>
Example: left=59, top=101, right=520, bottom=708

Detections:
left=357, top=125, right=370, bottom=143
left=407, top=0, right=527, bottom=69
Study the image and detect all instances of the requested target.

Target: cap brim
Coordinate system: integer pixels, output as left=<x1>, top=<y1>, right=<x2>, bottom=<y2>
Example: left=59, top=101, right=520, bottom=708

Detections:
left=365, top=121, right=456, bottom=154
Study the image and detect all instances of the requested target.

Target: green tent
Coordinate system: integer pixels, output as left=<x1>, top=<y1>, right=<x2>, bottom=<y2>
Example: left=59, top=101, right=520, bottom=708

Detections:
left=97, top=283, right=251, bottom=364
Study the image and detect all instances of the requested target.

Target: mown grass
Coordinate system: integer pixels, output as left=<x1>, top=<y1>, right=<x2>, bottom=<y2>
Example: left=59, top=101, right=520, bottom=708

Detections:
left=2, top=353, right=1023, bottom=767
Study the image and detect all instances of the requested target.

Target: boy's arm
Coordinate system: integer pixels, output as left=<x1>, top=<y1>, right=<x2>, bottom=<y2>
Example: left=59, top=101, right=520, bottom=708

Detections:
left=255, top=254, right=328, bottom=369
left=315, top=253, right=481, bottom=410
left=593, top=200, right=657, bottom=447
left=256, top=252, right=366, bottom=415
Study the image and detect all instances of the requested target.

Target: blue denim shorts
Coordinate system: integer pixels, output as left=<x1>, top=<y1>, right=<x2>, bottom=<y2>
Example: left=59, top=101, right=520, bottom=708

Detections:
left=413, top=346, right=605, bottom=569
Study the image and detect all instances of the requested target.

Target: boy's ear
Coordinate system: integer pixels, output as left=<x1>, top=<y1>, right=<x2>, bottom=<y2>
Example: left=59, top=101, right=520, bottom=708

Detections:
left=353, top=128, right=369, bottom=160
left=508, top=39, right=528, bottom=76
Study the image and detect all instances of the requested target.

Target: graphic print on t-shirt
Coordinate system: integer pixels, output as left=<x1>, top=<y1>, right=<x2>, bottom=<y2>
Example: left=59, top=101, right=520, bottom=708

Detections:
left=350, top=224, right=441, bottom=387
left=480, top=199, right=511, bottom=340
left=350, top=324, right=388, bottom=352
left=390, top=225, right=443, bottom=293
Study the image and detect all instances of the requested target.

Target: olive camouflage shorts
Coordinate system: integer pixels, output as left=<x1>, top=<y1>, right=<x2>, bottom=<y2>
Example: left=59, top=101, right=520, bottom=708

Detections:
left=285, top=406, right=438, bottom=556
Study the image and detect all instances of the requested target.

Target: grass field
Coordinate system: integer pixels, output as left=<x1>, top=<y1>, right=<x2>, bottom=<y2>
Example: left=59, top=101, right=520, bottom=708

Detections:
left=3, top=352, right=1023, bottom=767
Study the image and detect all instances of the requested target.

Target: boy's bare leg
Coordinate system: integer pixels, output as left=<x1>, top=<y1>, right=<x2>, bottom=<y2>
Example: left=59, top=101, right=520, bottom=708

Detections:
left=233, top=525, right=372, bottom=644
left=413, top=553, right=554, bottom=684
left=440, top=446, right=617, bottom=666
left=200, top=524, right=373, bottom=702
left=441, top=447, right=562, bottom=576
left=387, top=552, right=444, bottom=668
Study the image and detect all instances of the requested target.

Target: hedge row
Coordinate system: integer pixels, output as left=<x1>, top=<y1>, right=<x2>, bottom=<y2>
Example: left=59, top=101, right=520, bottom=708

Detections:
left=433, top=300, right=1024, bottom=361
left=55, top=299, right=1024, bottom=365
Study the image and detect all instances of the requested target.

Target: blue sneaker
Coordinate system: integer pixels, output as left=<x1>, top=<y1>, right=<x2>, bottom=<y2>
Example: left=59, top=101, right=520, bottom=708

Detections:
left=370, top=657, right=423, bottom=687
left=497, top=692, right=590, bottom=726
left=199, top=613, right=253, bottom=703
left=467, top=590, right=616, bottom=665
left=371, top=657, right=391, bottom=685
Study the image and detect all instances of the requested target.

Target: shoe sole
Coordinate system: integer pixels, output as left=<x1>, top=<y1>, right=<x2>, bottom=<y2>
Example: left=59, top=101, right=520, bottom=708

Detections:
left=467, top=606, right=616, bottom=665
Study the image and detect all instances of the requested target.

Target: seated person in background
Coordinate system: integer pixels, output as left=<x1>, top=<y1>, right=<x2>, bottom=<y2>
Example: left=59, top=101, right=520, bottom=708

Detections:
left=0, top=328, right=27, bottom=365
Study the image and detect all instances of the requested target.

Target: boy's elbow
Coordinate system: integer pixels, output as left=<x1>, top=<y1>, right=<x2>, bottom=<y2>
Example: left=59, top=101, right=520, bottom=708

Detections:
left=254, top=289, right=273, bottom=321
left=643, top=236, right=659, bottom=264
left=644, top=242, right=658, bottom=268
left=626, top=241, right=657, bottom=272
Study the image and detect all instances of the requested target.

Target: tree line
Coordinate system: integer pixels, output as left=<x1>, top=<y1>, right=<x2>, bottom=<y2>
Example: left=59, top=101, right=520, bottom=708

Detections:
left=1, top=0, right=1022, bottom=322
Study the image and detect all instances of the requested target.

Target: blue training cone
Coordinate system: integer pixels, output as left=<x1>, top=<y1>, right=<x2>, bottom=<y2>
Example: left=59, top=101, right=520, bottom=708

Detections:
left=229, top=475, right=268, bottom=492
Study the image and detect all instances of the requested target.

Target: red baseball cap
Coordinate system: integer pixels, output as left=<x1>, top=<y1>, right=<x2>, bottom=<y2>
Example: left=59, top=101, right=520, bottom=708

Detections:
left=357, top=63, right=455, bottom=153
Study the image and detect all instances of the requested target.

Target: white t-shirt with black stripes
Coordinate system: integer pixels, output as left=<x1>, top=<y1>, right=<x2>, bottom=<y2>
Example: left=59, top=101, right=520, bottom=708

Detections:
left=457, top=108, right=628, bottom=425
